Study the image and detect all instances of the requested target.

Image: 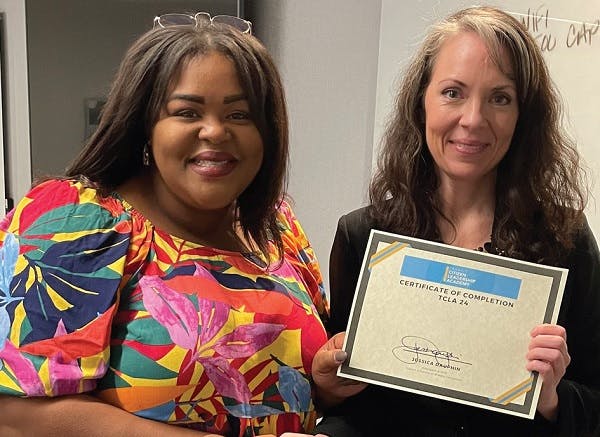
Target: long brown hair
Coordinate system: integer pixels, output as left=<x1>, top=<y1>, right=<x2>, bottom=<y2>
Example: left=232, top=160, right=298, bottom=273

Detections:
left=369, top=6, right=587, bottom=265
left=66, top=25, right=289, bottom=263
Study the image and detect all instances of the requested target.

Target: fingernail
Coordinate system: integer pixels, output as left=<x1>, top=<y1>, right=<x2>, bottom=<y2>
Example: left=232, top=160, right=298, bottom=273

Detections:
left=334, top=350, right=347, bottom=363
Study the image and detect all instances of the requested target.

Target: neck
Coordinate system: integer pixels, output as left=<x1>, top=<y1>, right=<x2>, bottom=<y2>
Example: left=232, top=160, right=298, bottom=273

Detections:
left=435, top=173, right=496, bottom=249
left=118, top=174, right=246, bottom=251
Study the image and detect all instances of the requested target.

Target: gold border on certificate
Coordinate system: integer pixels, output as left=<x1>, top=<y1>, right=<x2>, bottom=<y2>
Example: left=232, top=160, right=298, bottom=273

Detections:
left=338, top=230, right=568, bottom=419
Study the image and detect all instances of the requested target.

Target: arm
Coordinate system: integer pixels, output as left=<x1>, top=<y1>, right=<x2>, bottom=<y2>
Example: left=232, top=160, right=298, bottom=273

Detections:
left=484, top=221, right=600, bottom=432
left=545, top=221, right=600, bottom=435
left=277, top=200, right=329, bottom=321
left=326, top=211, right=369, bottom=335
left=311, top=332, right=366, bottom=409
left=313, top=211, right=370, bottom=407
left=0, top=395, right=215, bottom=437
left=313, top=211, right=374, bottom=437
left=0, top=180, right=129, bottom=398
left=0, top=181, right=222, bottom=435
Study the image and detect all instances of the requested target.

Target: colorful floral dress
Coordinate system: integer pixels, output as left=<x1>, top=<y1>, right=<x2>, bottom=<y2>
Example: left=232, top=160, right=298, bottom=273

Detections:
left=0, top=179, right=329, bottom=436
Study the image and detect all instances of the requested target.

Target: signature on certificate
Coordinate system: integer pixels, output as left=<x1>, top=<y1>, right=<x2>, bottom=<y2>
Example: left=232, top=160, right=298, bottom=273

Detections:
left=392, top=336, right=472, bottom=369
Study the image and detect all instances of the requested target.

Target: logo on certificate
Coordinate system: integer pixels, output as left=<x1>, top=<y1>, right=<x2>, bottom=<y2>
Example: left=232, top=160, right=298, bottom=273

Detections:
left=401, top=255, right=522, bottom=299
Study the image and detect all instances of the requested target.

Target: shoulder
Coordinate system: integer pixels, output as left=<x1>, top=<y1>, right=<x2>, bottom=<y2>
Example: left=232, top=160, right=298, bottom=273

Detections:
left=565, top=216, right=598, bottom=264
left=6, top=179, right=129, bottom=220
left=274, top=199, right=313, bottom=254
left=25, top=178, right=109, bottom=204
left=0, top=179, right=134, bottom=377
left=275, top=198, right=301, bottom=234
left=273, top=199, right=327, bottom=308
left=336, top=205, right=376, bottom=247
left=1, top=179, right=134, bottom=256
left=557, top=216, right=599, bottom=319
left=338, top=205, right=374, bottom=230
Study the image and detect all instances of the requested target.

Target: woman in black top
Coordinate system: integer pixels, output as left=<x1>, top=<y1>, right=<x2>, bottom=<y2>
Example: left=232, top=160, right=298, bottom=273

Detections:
left=312, top=6, right=600, bottom=437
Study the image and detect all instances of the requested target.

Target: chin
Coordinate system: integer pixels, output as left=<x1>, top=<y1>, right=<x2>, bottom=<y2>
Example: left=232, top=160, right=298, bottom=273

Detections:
left=197, top=201, right=236, bottom=212
left=452, top=171, right=494, bottom=184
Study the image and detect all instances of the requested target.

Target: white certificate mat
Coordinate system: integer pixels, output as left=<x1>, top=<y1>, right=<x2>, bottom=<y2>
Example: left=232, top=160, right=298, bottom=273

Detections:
left=338, top=230, right=568, bottom=419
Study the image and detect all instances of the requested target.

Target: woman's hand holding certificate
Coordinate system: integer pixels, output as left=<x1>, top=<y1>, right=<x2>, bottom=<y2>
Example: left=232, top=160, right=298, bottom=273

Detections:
left=526, top=324, right=571, bottom=421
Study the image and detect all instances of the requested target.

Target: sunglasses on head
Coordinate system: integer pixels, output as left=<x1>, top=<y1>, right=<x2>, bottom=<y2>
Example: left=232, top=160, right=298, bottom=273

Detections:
left=153, top=12, right=252, bottom=35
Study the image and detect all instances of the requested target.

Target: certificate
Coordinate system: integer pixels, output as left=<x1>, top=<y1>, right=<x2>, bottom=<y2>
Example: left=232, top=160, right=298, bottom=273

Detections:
left=338, top=230, right=568, bottom=419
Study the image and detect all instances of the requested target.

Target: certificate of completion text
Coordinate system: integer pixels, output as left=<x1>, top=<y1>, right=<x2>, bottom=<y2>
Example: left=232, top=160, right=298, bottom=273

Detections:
left=338, top=230, right=567, bottom=419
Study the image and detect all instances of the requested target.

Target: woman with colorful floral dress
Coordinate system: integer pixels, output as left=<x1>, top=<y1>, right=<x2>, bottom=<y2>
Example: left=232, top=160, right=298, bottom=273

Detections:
left=0, top=13, right=328, bottom=437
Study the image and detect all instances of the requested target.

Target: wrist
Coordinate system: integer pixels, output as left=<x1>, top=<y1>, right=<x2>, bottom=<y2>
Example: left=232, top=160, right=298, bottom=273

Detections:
left=313, top=385, right=346, bottom=410
left=537, top=391, right=559, bottom=422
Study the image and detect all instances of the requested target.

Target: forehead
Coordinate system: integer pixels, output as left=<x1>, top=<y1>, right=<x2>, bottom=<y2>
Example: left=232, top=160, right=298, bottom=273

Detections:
left=431, top=31, right=514, bottom=80
left=174, top=52, right=240, bottom=84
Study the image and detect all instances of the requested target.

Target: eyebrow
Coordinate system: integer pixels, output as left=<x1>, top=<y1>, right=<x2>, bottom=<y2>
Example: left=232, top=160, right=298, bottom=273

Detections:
left=439, top=79, right=516, bottom=91
left=168, top=93, right=248, bottom=104
left=224, top=93, right=247, bottom=104
left=492, top=84, right=517, bottom=92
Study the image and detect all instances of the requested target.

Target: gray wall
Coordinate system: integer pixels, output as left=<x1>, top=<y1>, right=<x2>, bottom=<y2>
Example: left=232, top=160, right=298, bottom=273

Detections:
left=247, top=0, right=381, bottom=287
left=20, top=0, right=382, bottom=291
left=26, top=0, right=239, bottom=178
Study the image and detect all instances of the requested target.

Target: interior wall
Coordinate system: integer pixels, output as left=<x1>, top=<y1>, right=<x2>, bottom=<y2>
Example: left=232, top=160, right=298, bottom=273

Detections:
left=247, top=0, right=382, bottom=289
left=26, top=0, right=239, bottom=178
left=11, top=0, right=382, bottom=293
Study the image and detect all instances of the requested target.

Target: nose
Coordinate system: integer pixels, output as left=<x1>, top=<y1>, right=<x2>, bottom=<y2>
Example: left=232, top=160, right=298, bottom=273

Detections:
left=459, top=98, right=487, bottom=129
left=198, top=116, right=229, bottom=144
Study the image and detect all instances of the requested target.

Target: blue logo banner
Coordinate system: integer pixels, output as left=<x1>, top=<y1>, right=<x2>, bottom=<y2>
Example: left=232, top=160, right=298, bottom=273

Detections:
left=400, top=255, right=521, bottom=299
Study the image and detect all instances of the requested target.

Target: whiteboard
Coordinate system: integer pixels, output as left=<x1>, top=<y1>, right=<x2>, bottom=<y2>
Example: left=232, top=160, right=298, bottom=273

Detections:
left=374, top=0, right=600, bottom=238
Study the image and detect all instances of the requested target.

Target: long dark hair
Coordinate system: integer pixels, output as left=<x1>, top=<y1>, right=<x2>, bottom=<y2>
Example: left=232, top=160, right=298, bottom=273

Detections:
left=369, top=6, right=587, bottom=265
left=65, top=25, right=289, bottom=263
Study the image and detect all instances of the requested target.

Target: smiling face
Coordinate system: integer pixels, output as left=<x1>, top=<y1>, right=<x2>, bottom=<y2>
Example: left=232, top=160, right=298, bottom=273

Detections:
left=149, top=52, right=264, bottom=218
left=423, top=31, right=519, bottom=186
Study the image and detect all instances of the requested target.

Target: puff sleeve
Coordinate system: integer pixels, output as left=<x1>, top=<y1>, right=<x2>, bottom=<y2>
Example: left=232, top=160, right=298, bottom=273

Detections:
left=0, top=179, right=131, bottom=397
left=276, top=200, right=329, bottom=323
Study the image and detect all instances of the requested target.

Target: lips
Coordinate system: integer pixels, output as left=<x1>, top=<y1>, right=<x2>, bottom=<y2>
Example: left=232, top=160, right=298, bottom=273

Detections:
left=189, top=150, right=238, bottom=177
left=448, top=139, right=489, bottom=154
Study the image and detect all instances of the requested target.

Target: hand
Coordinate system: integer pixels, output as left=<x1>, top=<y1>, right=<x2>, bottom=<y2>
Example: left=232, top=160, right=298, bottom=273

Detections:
left=526, top=323, right=570, bottom=421
left=311, top=332, right=367, bottom=408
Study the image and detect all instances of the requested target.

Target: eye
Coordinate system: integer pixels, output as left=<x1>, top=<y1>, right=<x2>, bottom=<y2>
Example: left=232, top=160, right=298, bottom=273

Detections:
left=175, top=109, right=200, bottom=118
left=228, top=111, right=251, bottom=121
left=442, top=88, right=461, bottom=99
left=490, top=93, right=512, bottom=106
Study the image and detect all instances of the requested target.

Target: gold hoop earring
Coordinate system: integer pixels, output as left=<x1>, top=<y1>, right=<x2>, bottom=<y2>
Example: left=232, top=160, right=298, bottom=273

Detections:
left=143, top=143, right=151, bottom=166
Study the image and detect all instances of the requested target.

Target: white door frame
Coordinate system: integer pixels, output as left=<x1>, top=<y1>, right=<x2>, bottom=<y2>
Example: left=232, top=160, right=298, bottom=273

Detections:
left=0, top=0, right=31, bottom=215
left=0, top=36, right=5, bottom=216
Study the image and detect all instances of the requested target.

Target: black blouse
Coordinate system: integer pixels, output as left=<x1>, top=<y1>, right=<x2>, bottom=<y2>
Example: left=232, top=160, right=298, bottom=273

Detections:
left=315, top=206, right=600, bottom=437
